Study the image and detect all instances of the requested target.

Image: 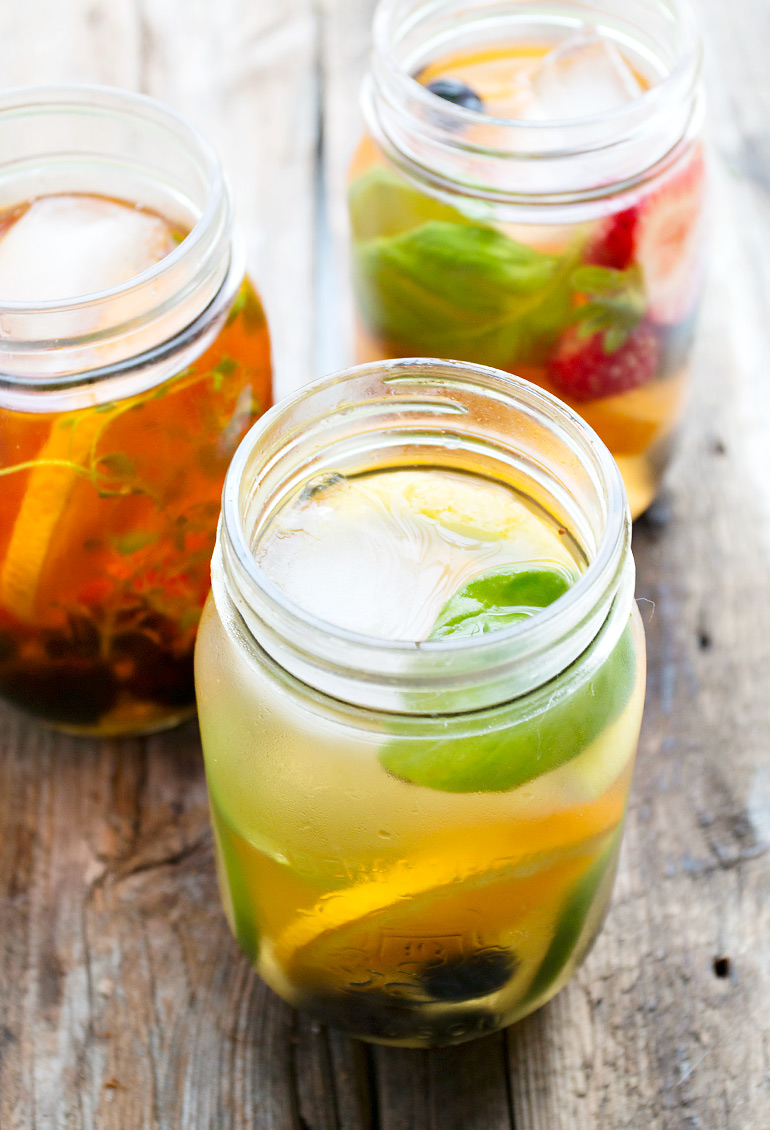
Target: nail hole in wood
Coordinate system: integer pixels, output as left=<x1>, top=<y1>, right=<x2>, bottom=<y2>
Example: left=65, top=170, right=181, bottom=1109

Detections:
left=713, top=956, right=731, bottom=979
left=698, top=630, right=712, bottom=651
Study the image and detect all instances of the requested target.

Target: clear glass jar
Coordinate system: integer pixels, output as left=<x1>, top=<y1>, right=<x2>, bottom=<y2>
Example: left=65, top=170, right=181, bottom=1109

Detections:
left=0, top=86, right=272, bottom=735
left=195, top=357, right=646, bottom=1048
left=348, top=0, right=706, bottom=517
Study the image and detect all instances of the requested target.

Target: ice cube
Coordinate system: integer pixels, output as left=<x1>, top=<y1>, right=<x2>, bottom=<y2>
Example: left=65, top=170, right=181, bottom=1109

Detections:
left=256, top=480, right=456, bottom=642
left=0, top=195, right=176, bottom=303
left=526, top=27, right=643, bottom=121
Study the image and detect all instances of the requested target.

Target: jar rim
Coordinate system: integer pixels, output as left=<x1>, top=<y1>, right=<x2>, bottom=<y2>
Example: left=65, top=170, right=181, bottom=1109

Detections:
left=0, top=84, right=225, bottom=315
left=0, top=83, right=234, bottom=383
left=218, top=359, right=632, bottom=712
left=363, top=0, right=704, bottom=205
left=372, top=0, right=702, bottom=138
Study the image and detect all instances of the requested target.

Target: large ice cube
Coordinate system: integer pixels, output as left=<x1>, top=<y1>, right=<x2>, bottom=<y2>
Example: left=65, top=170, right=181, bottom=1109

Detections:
left=255, top=477, right=469, bottom=642
left=526, top=27, right=643, bottom=121
left=0, top=195, right=176, bottom=303
left=256, top=471, right=578, bottom=643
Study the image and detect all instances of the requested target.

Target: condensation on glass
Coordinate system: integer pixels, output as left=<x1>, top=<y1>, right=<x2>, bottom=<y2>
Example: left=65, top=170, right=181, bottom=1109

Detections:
left=195, top=359, right=646, bottom=1048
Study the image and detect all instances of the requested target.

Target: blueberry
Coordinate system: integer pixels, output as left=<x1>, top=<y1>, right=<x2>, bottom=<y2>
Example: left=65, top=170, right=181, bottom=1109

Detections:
left=426, top=78, right=484, bottom=113
left=419, top=948, right=517, bottom=1002
left=43, top=614, right=100, bottom=661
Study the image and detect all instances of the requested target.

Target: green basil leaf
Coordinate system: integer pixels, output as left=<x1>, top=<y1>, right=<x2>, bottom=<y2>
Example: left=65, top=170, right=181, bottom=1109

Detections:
left=379, top=620, right=637, bottom=794
left=353, top=220, right=574, bottom=369
left=110, top=530, right=158, bottom=556
left=429, top=565, right=572, bottom=640
left=97, top=452, right=135, bottom=478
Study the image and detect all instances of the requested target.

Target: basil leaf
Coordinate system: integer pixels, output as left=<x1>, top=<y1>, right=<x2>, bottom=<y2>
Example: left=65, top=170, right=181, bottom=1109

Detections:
left=353, top=220, right=574, bottom=369
left=110, top=530, right=158, bottom=556
left=379, top=619, right=638, bottom=794
left=430, top=565, right=572, bottom=640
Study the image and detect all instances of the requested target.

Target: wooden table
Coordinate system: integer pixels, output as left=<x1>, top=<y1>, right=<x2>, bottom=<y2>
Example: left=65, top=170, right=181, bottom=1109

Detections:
left=1, top=1, right=768, bottom=1126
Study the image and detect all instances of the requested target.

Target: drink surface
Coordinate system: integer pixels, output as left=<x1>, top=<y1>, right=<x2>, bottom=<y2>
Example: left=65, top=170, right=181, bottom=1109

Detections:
left=0, top=193, right=272, bottom=734
left=197, top=464, right=646, bottom=1045
left=0, top=194, right=179, bottom=302
left=416, top=34, right=648, bottom=122
left=255, top=468, right=582, bottom=641
left=349, top=25, right=706, bottom=517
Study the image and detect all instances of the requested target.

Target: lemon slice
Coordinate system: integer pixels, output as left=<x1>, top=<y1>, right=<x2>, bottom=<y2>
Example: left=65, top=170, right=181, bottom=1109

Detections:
left=1, top=411, right=108, bottom=622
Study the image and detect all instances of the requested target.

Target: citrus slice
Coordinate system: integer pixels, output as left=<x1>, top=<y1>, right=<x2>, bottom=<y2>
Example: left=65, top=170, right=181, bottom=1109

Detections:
left=0, top=410, right=109, bottom=622
left=273, top=840, right=599, bottom=1011
left=380, top=621, right=638, bottom=792
left=521, top=828, right=620, bottom=1009
left=348, top=165, right=471, bottom=242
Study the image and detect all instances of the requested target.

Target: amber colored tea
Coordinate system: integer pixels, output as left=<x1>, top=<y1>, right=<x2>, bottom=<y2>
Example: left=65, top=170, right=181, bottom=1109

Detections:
left=0, top=193, right=271, bottom=734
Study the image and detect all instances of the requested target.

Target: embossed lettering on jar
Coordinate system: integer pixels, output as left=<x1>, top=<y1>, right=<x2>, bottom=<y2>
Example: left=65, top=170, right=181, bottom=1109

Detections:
left=349, top=0, right=706, bottom=517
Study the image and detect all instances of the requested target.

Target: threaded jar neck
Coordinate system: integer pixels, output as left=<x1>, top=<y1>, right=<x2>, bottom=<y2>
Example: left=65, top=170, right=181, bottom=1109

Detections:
left=364, top=0, right=703, bottom=214
left=0, top=84, right=236, bottom=406
left=216, top=358, right=633, bottom=714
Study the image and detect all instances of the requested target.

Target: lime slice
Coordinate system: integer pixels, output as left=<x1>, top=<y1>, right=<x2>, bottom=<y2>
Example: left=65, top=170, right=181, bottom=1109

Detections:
left=210, top=800, right=260, bottom=964
left=380, top=621, right=638, bottom=793
left=0, top=412, right=109, bottom=622
left=521, top=827, right=622, bottom=1007
left=348, top=166, right=471, bottom=241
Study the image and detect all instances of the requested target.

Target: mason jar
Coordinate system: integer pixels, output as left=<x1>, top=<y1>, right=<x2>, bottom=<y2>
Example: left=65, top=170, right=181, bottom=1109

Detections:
left=195, top=357, right=646, bottom=1047
left=0, top=86, right=272, bottom=735
left=348, top=0, right=706, bottom=518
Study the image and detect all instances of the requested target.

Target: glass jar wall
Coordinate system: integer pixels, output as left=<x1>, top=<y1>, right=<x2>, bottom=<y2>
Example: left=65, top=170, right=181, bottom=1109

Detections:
left=195, top=358, right=645, bottom=1047
left=348, top=0, right=705, bottom=517
left=0, top=87, right=272, bottom=735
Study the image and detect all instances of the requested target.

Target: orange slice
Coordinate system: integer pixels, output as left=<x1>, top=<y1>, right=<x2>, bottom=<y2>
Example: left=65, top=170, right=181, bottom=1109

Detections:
left=0, top=410, right=109, bottom=622
left=271, top=781, right=623, bottom=993
left=272, top=840, right=599, bottom=1007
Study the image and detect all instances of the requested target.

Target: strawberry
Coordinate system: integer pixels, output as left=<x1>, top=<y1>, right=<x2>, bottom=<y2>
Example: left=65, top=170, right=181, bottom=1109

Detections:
left=586, top=207, right=639, bottom=271
left=634, top=149, right=706, bottom=325
left=548, top=320, right=660, bottom=402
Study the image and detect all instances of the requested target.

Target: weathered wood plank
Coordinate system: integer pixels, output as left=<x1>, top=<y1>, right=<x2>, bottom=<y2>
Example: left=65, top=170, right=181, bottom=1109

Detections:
left=134, top=0, right=320, bottom=399
left=1, top=0, right=770, bottom=1127
left=0, top=0, right=321, bottom=1127
left=502, top=0, right=770, bottom=1122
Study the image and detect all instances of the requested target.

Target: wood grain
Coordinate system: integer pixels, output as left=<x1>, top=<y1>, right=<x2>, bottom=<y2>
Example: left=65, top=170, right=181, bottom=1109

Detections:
left=1, top=0, right=769, bottom=1127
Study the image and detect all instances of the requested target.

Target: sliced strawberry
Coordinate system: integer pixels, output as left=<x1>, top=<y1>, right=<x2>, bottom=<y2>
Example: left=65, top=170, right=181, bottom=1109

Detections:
left=634, top=149, right=706, bottom=325
left=586, top=207, right=639, bottom=271
left=548, top=321, right=660, bottom=402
